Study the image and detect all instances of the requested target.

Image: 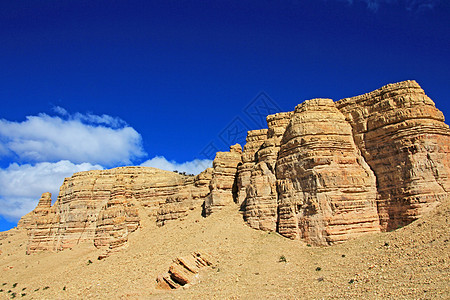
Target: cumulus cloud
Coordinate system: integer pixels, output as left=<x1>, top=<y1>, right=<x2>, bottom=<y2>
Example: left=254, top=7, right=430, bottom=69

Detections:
left=0, top=160, right=103, bottom=221
left=0, top=108, right=215, bottom=224
left=0, top=111, right=145, bottom=167
left=335, top=0, right=440, bottom=11
left=140, top=156, right=213, bottom=175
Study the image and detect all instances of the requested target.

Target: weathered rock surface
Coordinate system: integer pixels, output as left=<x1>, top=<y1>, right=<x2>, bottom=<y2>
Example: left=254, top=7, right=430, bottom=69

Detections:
left=156, top=252, right=213, bottom=290
left=236, top=129, right=268, bottom=207
left=18, top=192, right=54, bottom=229
left=94, top=176, right=140, bottom=259
left=337, top=80, right=450, bottom=231
left=11, top=80, right=450, bottom=254
left=156, top=168, right=212, bottom=226
left=22, top=167, right=213, bottom=255
left=203, top=144, right=242, bottom=216
left=17, top=193, right=60, bottom=254
left=276, top=99, right=380, bottom=244
left=239, top=112, right=293, bottom=231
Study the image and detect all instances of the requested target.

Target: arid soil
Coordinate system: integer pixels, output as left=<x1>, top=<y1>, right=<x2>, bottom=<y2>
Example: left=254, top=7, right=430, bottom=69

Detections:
left=1, top=199, right=449, bottom=299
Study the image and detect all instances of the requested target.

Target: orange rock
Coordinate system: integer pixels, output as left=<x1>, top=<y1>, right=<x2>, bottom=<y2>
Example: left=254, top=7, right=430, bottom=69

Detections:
left=156, top=252, right=213, bottom=290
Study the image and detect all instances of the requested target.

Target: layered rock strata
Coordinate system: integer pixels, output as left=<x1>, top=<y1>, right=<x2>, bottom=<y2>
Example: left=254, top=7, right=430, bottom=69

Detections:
left=157, top=168, right=212, bottom=226
left=240, top=112, right=293, bottom=231
left=336, top=80, right=450, bottom=230
left=234, top=81, right=449, bottom=243
left=18, top=192, right=54, bottom=229
left=22, top=167, right=212, bottom=254
left=17, top=193, right=60, bottom=254
left=13, top=80, right=450, bottom=253
left=94, top=176, right=140, bottom=259
left=276, top=99, right=380, bottom=244
left=203, top=144, right=242, bottom=216
left=156, top=252, right=213, bottom=290
left=236, top=129, right=268, bottom=206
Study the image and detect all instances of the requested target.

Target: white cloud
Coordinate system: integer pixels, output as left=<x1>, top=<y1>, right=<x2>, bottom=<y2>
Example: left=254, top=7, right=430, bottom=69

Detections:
left=0, top=108, right=215, bottom=223
left=140, top=156, right=212, bottom=175
left=52, top=106, right=69, bottom=116
left=0, top=160, right=103, bottom=221
left=0, top=112, right=145, bottom=167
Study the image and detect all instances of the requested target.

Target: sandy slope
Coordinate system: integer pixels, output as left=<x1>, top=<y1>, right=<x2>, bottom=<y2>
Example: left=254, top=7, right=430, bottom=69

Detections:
left=0, top=199, right=449, bottom=299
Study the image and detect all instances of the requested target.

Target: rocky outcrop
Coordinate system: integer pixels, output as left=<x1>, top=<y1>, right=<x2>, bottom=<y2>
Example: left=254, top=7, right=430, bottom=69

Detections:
left=13, top=80, right=450, bottom=254
left=203, top=144, right=242, bottom=216
left=234, top=81, right=449, bottom=244
left=94, top=176, right=140, bottom=259
left=23, top=167, right=213, bottom=254
left=236, top=129, right=268, bottom=206
left=336, top=80, right=450, bottom=231
left=276, top=99, right=380, bottom=244
left=18, top=192, right=54, bottom=228
left=156, top=252, right=213, bottom=290
left=17, top=193, right=60, bottom=254
left=239, top=112, right=292, bottom=231
left=156, top=168, right=212, bottom=226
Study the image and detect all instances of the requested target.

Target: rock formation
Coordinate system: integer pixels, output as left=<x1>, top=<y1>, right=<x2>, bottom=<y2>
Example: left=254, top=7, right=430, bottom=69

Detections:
left=17, top=192, right=60, bottom=254
left=336, top=80, right=450, bottom=230
left=94, top=176, right=140, bottom=259
left=157, top=168, right=212, bottom=226
left=203, top=144, right=242, bottom=216
left=275, top=99, right=380, bottom=244
left=156, top=252, right=213, bottom=290
left=18, top=192, right=54, bottom=229
left=15, top=80, right=450, bottom=254
left=233, top=80, right=449, bottom=244
left=238, top=112, right=293, bottom=231
left=20, top=167, right=213, bottom=255
left=236, top=129, right=268, bottom=207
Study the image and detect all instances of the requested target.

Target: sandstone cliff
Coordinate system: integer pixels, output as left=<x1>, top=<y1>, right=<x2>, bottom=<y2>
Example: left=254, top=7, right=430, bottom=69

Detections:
left=20, top=167, right=212, bottom=256
left=275, top=99, right=380, bottom=244
left=17, top=80, right=450, bottom=254
left=238, top=112, right=292, bottom=232
left=203, top=144, right=242, bottom=216
left=336, top=80, right=450, bottom=230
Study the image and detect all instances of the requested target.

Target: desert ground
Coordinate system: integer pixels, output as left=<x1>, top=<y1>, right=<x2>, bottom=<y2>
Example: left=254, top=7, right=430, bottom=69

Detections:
left=1, top=199, right=449, bottom=299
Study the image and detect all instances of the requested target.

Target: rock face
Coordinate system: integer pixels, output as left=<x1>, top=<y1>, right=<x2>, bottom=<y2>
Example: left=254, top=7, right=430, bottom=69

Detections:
left=94, top=176, right=140, bottom=258
left=203, top=144, right=242, bottom=216
left=18, top=192, right=54, bottom=229
left=15, top=80, right=450, bottom=253
left=233, top=81, right=449, bottom=244
left=336, top=80, right=450, bottom=230
left=21, top=167, right=212, bottom=255
left=276, top=99, right=380, bottom=244
left=157, top=168, right=212, bottom=226
left=17, top=193, right=60, bottom=254
left=156, top=252, right=213, bottom=290
left=236, top=129, right=268, bottom=207
left=238, top=112, right=293, bottom=231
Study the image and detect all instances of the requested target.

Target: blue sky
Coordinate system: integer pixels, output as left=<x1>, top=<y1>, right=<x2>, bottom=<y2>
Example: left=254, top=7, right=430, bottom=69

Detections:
left=1, top=0, right=449, bottom=230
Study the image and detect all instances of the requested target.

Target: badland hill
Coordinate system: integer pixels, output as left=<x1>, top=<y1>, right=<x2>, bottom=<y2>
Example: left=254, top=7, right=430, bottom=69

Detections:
left=1, top=80, right=449, bottom=298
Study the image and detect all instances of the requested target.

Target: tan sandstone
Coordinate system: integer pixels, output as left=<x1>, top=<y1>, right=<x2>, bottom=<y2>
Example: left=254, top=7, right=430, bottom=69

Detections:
left=337, top=80, right=450, bottom=231
left=20, top=167, right=213, bottom=256
left=203, top=144, right=242, bottom=216
left=12, top=80, right=450, bottom=256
